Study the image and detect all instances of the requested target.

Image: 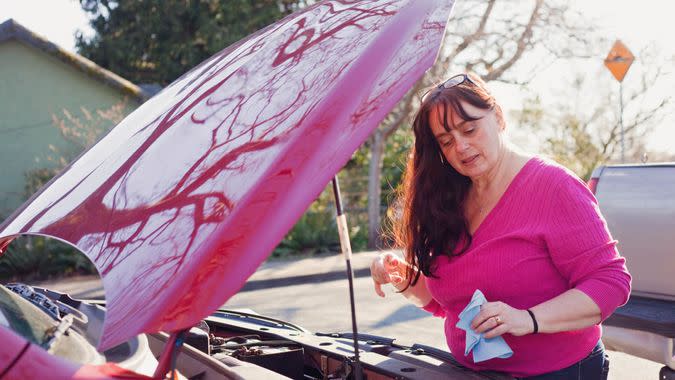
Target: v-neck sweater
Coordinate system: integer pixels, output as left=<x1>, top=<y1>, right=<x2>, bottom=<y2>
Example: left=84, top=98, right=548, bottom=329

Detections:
left=422, top=156, right=631, bottom=377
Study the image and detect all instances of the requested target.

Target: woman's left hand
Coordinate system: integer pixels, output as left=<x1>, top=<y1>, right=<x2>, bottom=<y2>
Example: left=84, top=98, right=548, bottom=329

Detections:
left=471, top=301, right=534, bottom=338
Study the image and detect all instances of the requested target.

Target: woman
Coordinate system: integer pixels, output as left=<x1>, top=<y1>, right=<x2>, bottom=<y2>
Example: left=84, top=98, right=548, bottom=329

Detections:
left=370, top=73, right=631, bottom=379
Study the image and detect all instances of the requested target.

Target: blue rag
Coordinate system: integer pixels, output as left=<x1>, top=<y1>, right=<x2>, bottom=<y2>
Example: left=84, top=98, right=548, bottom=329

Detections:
left=455, top=289, right=513, bottom=363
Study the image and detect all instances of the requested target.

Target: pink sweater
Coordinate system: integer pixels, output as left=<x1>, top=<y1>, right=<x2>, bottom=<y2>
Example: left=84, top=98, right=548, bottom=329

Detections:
left=422, top=156, right=631, bottom=377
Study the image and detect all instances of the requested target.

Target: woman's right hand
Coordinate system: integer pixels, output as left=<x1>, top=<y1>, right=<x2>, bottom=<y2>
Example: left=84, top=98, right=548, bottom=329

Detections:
left=370, top=252, right=408, bottom=297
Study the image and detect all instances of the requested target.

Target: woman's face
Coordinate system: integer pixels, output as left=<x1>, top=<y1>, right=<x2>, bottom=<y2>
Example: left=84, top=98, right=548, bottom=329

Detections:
left=428, top=101, right=504, bottom=179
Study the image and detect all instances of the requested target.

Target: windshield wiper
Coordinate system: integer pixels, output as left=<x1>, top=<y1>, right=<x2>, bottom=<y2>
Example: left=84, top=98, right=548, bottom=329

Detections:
left=42, top=314, right=74, bottom=353
left=213, top=309, right=308, bottom=332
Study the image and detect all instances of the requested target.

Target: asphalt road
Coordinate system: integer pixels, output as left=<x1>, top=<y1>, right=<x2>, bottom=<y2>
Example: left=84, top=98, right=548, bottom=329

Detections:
left=224, top=276, right=663, bottom=380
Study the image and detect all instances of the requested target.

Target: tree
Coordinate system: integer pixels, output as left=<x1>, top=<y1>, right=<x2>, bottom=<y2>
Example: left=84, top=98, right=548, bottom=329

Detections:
left=366, top=0, right=602, bottom=248
left=513, top=49, right=672, bottom=180
left=76, top=0, right=307, bottom=85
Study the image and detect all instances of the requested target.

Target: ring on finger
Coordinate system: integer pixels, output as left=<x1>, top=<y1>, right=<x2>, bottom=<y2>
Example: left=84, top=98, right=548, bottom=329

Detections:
left=493, top=315, right=502, bottom=325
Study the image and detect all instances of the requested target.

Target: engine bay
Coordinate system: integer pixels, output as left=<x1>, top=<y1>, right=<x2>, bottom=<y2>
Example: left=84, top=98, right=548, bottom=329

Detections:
left=1, top=283, right=511, bottom=379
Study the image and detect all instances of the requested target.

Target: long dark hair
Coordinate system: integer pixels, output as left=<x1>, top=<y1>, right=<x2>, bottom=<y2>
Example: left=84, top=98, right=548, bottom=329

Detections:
left=393, top=74, right=500, bottom=289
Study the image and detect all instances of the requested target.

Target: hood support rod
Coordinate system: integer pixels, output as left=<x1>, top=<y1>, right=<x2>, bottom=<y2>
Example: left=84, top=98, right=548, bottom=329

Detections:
left=153, top=329, right=188, bottom=379
left=332, top=175, right=363, bottom=380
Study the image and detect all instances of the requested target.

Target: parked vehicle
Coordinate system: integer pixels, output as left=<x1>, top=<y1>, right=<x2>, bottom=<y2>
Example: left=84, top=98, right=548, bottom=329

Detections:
left=589, top=163, right=675, bottom=380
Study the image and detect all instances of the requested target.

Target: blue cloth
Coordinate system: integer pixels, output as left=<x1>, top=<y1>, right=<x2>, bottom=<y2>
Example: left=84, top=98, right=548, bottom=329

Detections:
left=455, top=289, right=513, bottom=363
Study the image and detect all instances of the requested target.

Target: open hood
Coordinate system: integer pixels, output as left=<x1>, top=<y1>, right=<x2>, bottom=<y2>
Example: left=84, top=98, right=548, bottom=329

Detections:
left=0, top=0, right=454, bottom=350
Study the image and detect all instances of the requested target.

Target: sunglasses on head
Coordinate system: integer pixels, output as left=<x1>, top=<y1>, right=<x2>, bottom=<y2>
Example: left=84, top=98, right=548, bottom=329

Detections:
left=421, top=73, right=476, bottom=101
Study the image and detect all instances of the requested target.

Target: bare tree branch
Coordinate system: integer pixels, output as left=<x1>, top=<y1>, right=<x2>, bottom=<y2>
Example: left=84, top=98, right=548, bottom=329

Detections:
left=484, top=0, right=543, bottom=81
left=363, top=0, right=635, bottom=246
left=439, top=0, right=496, bottom=73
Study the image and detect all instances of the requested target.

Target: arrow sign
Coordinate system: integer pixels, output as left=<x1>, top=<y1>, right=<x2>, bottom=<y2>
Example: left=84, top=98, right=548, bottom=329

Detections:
left=604, top=40, right=634, bottom=82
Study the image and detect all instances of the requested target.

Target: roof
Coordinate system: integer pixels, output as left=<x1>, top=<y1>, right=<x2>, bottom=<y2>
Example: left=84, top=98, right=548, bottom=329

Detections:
left=0, top=18, right=152, bottom=102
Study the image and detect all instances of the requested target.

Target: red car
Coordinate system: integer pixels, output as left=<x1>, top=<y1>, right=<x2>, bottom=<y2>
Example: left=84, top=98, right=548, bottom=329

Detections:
left=0, top=1, right=510, bottom=379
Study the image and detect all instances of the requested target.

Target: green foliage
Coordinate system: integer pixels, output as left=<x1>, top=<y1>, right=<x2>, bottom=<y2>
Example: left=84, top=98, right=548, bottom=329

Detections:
left=341, top=126, right=413, bottom=215
left=9, top=103, right=128, bottom=281
left=273, top=185, right=340, bottom=257
left=545, top=115, right=604, bottom=181
left=273, top=127, right=413, bottom=257
left=272, top=210, right=339, bottom=257
left=76, top=0, right=306, bottom=85
left=515, top=95, right=604, bottom=180
left=23, top=102, right=129, bottom=201
left=23, top=168, right=61, bottom=199
left=0, top=237, right=96, bottom=282
left=381, top=127, right=413, bottom=206
left=272, top=163, right=377, bottom=257
left=50, top=103, right=127, bottom=160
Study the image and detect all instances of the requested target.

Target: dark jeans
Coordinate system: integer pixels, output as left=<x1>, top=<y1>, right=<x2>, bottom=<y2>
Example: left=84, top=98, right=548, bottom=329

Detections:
left=519, top=340, right=609, bottom=380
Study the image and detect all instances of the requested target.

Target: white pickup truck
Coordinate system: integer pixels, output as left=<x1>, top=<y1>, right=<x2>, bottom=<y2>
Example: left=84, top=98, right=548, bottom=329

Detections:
left=589, top=163, right=675, bottom=379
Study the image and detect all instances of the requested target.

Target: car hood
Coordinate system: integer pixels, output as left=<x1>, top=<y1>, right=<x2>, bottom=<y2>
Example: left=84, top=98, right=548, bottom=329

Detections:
left=0, top=0, right=454, bottom=350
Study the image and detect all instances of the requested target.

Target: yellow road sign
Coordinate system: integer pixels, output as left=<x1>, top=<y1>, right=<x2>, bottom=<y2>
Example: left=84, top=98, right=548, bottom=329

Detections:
left=604, top=40, right=634, bottom=82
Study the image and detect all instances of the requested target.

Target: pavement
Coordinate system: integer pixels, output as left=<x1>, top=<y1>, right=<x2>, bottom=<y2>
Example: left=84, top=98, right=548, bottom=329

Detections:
left=35, top=250, right=384, bottom=299
left=241, top=250, right=380, bottom=291
left=28, top=250, right=669, bottom=378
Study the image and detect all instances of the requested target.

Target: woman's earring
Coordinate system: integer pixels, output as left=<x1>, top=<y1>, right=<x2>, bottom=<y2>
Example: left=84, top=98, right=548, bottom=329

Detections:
left=439, top=152, right=445, bottom=164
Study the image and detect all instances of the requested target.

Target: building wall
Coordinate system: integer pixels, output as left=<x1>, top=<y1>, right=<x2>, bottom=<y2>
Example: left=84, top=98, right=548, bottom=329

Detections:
left=0, top=40, right=140, bottom=220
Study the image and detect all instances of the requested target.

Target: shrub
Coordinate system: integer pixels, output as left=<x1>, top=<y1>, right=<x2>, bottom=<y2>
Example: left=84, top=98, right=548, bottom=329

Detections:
left=272, top=210, right=340, bottom=258
left=0, top=236, right=96, bottom=282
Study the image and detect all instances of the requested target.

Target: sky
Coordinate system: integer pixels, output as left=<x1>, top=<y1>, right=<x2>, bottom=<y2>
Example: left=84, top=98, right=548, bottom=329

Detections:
left=490, top=0, right=675, bottom=157
left=1, top=0, right=674, bottom=156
